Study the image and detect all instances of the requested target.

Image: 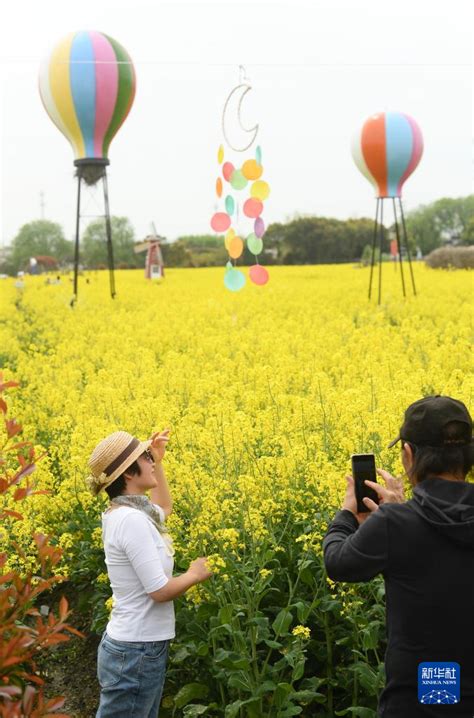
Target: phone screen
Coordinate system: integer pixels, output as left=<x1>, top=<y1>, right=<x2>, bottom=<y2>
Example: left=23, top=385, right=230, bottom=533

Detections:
left=351, top=454, right=379, bottom=513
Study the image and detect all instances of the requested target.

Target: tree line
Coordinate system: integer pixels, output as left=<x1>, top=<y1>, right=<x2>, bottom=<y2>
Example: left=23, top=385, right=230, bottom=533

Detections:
left=1, top=195, right=472, bottom=275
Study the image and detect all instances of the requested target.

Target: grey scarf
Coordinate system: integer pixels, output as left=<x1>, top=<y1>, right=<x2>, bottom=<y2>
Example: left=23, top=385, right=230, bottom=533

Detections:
left=110, top=495, right=168, bottom=534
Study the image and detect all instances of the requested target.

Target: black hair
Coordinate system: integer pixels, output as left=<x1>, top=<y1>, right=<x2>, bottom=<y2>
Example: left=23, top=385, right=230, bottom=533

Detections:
left=407, top=422, right=473, bottom=483
left=105, top=459, right=142, bottom=499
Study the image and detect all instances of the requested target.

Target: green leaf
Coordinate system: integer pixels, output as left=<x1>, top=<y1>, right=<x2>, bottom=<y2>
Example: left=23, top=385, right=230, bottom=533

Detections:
left=219, top=605, right=233, bottom=625
left=210, top=622, right=233, bottom=636
left=256, top=680, right=277, bottom=696
left=228, top=671, right=252, bottom=693
left=335, top=707, right=377, bottom=718
left=264, top=639, right=283, bottom=649
left=320, top=597, right=341, bottom=613
left=290, top=689, right=325, bottom=703
left=171, top=645, right=191, bottom=663
left=293, top=601, right=308, bottom=624
left=274, top=682, right=292, bottom=708
left=196, top=642, right=209, bottom=656
left=183, top=706, right=209, bottom=717
left=349, top=662, right=381, bottom=694
left=299, top=568, right=315, bottom=586
left=225, top=702, right=243, bottom=718
left=292, top=658, right=305, bottom=681
left=214, top=648, right=251, bottom=670
left=299, top=676, right=326, bottom=692
left=272, top=609, right=293, bottom=636
left=361, top=621, right=381, bottom=651
left=174, top=683, right=209, bottom=709
left=224, top=698, right=260, bottom=718
left=277, top=706, right=303, bottom=717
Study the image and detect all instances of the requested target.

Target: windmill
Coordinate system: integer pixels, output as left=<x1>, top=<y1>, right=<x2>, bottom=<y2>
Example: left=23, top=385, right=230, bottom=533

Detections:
left=134, top=223, right=165, bottom=279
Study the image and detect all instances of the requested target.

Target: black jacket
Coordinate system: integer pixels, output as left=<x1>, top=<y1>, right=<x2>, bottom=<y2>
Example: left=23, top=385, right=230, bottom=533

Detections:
left=323, top=478, right=474, bottom=717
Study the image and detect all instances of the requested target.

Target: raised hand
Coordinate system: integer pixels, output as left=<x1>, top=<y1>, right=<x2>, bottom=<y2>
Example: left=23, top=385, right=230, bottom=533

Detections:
left=149, top=429, right=171, bottom=463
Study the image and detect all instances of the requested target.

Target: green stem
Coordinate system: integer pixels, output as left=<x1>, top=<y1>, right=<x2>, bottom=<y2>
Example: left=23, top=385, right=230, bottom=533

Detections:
left=323, top=611, right=334, bottom=716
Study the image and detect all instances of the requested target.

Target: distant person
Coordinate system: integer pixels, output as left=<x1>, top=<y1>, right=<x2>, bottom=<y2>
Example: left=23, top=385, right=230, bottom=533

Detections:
left=87, top=429, right=212, bottom=717
left=323, top=396, right=474, bottom=717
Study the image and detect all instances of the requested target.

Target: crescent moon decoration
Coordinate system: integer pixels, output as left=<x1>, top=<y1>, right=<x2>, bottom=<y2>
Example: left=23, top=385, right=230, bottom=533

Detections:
left=210, top=81, right=270, bottom=291
left=222, top=84, right=259, bottom=153
left=351, top=111, right=423, bottom=304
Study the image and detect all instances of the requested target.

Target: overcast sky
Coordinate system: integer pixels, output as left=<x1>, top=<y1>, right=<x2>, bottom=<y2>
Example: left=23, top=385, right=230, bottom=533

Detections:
left=1, top=0, right=472, bottom=246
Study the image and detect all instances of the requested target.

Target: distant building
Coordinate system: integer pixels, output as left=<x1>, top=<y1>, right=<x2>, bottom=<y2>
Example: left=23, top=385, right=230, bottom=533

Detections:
left=26, top=255, right=59, bottom=274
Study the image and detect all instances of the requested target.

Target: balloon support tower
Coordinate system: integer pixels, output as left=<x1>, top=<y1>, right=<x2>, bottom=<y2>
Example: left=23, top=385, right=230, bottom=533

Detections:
left=72, top=158, right=116, bottom=307
left=369, top=196, right=417, bottom=304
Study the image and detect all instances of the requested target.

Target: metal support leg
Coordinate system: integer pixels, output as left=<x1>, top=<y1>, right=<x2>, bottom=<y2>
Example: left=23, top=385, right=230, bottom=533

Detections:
left=378, top=199, right=384, bottom=305
left=102, top=170, right=116, bottom=299
left=369, top=198, right=380, bottom=300
left=392, top=198, right=406, bottom=297
left=398, top=198, right=417, bottom=296
left=72, top=171, right=82, bottom=306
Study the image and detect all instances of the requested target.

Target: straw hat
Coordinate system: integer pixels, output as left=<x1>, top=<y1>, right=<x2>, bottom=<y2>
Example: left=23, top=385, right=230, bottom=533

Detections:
left=86, top=431, right=152, bottom=495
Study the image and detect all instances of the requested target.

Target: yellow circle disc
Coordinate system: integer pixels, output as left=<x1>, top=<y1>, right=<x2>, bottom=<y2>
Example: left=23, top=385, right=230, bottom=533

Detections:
left=225, top=228, right=236, bottom=250
left=217, top=145, right=224, bottom=164
left=250, top=180, right=270, bottom=201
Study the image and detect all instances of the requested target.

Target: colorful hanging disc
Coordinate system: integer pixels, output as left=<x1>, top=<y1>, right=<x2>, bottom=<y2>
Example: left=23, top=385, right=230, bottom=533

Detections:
left=243, top=198, right=263, bottom=218
left=242, top=159, right=263, bottom=180
left=210, top=212, right=231, bottom=232
left=250, top=180, right=270, bottom=201
left=225, top=195, right=235, bottom=215
left=225, top=228, right=235, bottom=250
left=229, top=236, right=244, bottom=259
left=254, top=217, right=265, bottom=238
left=247, top=233, right=263, bottom=254
left=223, top=162, right=234, bottom=181
left=249, top=264, right=269, bottom=286
left=224, top=268, right=246, bottom=292
left=230, top=169, right=248, bottom=190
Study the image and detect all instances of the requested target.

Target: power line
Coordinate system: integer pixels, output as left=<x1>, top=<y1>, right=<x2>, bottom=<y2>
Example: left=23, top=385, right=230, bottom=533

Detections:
left=0, top=57, right=470, bottom=68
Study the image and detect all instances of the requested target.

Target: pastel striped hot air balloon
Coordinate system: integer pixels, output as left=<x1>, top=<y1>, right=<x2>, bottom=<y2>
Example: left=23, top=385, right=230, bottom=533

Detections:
left=39, top=31, right=136, bottom=169
left=352, top=112, right=423, bottom=198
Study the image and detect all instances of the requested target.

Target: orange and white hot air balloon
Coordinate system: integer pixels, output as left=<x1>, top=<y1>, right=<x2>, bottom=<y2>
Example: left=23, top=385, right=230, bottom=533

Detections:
left=352, top=112, right=423, bottom=198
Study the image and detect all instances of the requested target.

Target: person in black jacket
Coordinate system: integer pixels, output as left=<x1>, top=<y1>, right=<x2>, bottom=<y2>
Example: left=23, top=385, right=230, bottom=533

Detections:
left=323, top=396, right=474, bottom=717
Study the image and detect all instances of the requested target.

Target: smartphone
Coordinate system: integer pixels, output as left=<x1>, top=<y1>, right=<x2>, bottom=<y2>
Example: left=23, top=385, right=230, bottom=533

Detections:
left=351, top=453, right=379, bottom=513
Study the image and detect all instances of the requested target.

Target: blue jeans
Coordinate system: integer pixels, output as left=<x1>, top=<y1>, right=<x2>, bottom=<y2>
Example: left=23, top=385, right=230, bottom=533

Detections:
left=96, top=631, right=169, bottom=717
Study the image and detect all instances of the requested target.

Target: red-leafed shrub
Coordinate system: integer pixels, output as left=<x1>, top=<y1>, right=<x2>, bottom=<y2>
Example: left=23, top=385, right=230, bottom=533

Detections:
left=0, top=373, right=84, bottom=717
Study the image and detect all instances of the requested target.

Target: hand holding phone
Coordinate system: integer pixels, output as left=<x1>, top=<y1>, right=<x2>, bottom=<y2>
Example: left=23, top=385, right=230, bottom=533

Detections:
left=351, top=453, right=380, bottom=513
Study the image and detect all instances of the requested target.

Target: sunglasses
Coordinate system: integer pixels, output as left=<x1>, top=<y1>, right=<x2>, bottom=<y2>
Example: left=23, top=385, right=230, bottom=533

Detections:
left=142, top=449, right=155, bottom=463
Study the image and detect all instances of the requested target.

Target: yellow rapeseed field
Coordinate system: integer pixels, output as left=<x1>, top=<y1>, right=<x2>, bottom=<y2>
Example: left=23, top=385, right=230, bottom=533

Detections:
left=0, top=263, right=472, bottom=715
left=0, top=263, right=472, bottom=568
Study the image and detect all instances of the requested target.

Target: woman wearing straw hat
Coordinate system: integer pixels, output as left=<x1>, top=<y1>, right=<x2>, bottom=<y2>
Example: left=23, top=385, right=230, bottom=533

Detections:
left=87, top=429, right=212, bottom=718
